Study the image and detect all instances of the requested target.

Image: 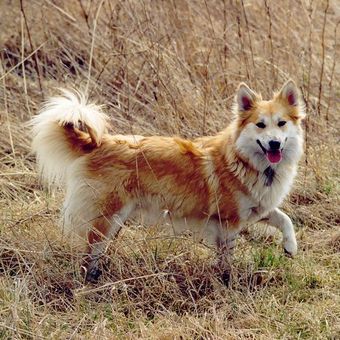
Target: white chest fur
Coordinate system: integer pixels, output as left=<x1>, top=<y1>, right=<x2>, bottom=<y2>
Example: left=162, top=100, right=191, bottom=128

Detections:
left=237, top=164, right=297, bottom=224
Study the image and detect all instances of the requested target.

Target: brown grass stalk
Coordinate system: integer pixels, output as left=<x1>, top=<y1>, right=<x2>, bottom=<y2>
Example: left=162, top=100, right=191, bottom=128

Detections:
left=325, top=20, right=339, bottom=123
left=19, top=0, right=44, bottom=99
left=264, top=0, right=276, bottom=88
left=317, top=0, right=329, bottom=116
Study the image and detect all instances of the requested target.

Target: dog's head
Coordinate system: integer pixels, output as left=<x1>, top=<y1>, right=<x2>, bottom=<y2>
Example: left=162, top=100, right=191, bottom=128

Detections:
left=233, top=80, right=305, bottom=170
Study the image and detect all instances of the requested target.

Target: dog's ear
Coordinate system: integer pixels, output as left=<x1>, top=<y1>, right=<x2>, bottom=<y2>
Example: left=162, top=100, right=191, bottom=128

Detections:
left=236, top=83, right=258, bottom=112
left=277, top=80, right=299, bottom=106
left=277, top=80, right=305, bottom=120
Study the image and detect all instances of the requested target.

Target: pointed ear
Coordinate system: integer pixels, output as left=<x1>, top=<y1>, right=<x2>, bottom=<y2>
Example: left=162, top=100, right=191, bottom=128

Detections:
left=236, top=83, right=258, bottom=112
left=278, top=80, right=299, bottom=106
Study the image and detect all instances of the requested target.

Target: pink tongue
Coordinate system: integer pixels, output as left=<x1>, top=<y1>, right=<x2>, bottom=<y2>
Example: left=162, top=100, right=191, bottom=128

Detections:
left=267, top=150, right=282, bottom=163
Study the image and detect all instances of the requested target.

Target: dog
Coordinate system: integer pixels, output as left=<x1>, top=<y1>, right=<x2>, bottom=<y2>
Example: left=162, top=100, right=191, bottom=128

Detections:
left=31, top=80, right=305, bottom=282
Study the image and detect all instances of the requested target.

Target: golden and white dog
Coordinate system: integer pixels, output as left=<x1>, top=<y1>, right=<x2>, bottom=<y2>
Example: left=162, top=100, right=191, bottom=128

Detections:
left=31, top=80, right=305, bottom=282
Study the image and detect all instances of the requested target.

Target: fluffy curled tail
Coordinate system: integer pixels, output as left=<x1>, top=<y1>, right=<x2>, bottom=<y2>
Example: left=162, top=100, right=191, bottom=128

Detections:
left=31, top=90, right=108, bottom=186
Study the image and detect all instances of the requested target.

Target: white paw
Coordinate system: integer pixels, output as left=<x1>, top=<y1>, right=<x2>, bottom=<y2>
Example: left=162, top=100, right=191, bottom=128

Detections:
left=283, top=238, right=298, bottom=257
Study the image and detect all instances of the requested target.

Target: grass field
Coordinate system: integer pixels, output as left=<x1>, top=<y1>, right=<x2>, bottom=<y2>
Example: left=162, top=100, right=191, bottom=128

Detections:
left=0, top=0, right=339, bottom=338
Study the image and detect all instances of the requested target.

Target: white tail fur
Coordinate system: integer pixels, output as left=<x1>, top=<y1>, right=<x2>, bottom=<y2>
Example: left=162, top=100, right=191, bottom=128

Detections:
left=31, top=89, right=108, bottom=186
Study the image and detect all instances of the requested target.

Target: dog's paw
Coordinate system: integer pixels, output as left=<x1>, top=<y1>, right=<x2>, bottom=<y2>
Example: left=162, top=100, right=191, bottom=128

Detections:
left=283, top=238, right=297, bottom=257
left=220, top=269, right=232, bottom=286
left=85, top=267, right=102, bottom=283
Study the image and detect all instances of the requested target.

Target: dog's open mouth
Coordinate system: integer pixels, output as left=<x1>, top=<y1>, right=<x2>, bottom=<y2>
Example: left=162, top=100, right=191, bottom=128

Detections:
left=266, top=150, right=282, bottom=163
left=256, top=140, right=282, bottom=164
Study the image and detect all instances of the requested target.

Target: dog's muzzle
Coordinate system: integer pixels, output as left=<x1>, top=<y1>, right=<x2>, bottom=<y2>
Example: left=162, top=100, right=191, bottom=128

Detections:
left=256, top=139, right=282, bottom=164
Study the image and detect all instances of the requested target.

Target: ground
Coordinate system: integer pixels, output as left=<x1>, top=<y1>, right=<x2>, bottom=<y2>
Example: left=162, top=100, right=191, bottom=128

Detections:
left=0, top=0, right=339, bottom=338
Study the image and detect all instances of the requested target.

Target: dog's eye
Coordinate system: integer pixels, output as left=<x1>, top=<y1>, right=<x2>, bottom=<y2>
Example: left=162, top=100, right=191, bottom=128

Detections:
left=278, top=121, right=286, bottom=127
left=256, top=122, right=266, bottom=129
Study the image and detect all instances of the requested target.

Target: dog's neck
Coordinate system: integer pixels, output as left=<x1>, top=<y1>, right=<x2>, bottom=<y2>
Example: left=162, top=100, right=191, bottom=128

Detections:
left=263, top=166, right=275, bottom=186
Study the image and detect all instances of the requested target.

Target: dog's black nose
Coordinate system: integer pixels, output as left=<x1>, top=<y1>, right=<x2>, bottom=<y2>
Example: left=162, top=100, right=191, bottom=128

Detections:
left=269, top=140, right=281, bottom=150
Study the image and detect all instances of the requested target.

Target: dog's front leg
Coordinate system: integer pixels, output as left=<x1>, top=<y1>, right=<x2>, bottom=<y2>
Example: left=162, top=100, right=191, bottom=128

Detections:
left=265, top=208, right=298, bottom=257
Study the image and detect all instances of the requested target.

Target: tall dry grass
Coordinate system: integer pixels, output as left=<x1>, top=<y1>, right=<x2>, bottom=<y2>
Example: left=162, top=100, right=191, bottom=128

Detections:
left=0, top=0, right=339, bottom=338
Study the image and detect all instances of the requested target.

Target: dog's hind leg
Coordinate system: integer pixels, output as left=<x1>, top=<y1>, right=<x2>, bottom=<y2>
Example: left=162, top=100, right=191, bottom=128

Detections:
left=85, top=202, right=135, bottom=283
left=264, top=208, right=297, bottom=257
left=205, top=221, right=241, bottom=285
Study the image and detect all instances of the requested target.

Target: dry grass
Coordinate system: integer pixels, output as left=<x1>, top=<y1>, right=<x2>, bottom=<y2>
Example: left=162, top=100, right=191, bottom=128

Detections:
left=0, top=0, right=339, bottom=338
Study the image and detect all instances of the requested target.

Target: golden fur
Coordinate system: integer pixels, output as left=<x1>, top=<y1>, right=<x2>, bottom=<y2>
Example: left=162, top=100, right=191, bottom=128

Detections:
left=31, top=81, right=305, bottom=281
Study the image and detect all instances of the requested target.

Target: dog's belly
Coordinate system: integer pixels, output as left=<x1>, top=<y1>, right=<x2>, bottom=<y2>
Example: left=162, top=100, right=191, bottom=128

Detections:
left=130, top=206, right=217, bottom=245
left=131, top=206, right=169, bottom=226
